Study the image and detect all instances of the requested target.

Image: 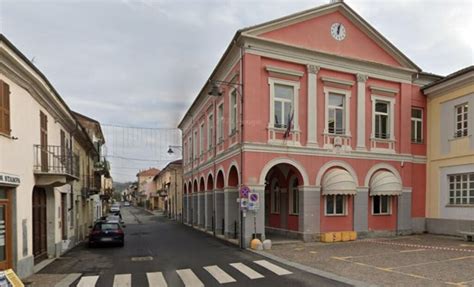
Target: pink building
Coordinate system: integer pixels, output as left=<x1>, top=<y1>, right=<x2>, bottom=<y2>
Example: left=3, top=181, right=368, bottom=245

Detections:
left=178, top=0, right=440, bottom=246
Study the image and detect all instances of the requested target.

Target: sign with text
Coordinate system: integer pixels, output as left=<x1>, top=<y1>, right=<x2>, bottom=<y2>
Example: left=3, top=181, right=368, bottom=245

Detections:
left=0, top=173, right=20, bottom=187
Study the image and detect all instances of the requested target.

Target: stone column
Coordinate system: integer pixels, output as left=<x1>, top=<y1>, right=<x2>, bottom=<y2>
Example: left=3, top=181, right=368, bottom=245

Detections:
left=224, top=187, right=239, bottom=238
left=307, top=65, right=320, bottom=147
left=397, top=189, right=412, bottom=235
left=354, top=188, right=369, bottom=233
left=200, top=193, right=205, bottom=228
left=204, top=192, right=209, bottom=230
left=356, top=74, right=368, bottom=151
left=193, top=194, right=198, bottom=226
left=214, top=189, right=225, bottom=235
left=298, top=186, right=320, bottom=241
left=242, top=185, right=266, bottom=248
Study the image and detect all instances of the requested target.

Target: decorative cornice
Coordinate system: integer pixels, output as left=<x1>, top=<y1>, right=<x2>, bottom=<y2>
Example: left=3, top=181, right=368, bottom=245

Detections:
left=321, top=76, right=355, bottom=87
left=265, top=65, right=304, bottom=78
left=369, top=85, right=399, bottom=94
left=307, top=64, right=320, bottom=74
left=357, top=73, right=368, bottom=83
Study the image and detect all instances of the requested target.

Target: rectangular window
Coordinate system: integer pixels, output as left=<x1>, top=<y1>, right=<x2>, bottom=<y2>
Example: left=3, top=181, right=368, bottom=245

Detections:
left=271, top=181, right=280, bottom=213
left=217, top=104, right=224, bottom=142
left=454, top=103, right=468, bottom=138
left=199, top=123, right=204, bottom=155
left=374, top=101, right=390, bottom=139
left=273, top=84, right=294, bottom=129
left=325, top=195, right=345, bottom=215
left=0, top=80, right=11, bottom=135
left=411, top=108, right=423, bottom=143
left=328, top=93, right=345, bottom=134
left=208, top=114, right=213, bottom=150
left=373, top=195, right=391, bottom=215
left=188, top=136, right=192, bottom=162
left=193, top=131, right=197, bottom=159
left=448, top=173, right=474, bottom=205
left=230, top=90, right=237, bottom=134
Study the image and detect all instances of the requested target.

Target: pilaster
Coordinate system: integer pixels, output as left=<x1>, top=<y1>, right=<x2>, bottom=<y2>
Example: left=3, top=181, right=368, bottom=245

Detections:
left=307, top=65, right=320, bottom=146
left=356, top=74, right=368, bottom=150
left=298, top=186, right=320, bottom=241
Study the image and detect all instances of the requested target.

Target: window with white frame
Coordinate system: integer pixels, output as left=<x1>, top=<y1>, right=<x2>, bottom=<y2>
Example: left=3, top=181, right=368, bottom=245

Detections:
left=208, top=114, right=213, bottom=150
left=411, top=108, right=423, bottom=143
left=199, top=123, right=204, bottom=155
left=193, top=130, right=197, bottom=159
left=374, top=100, right=390, bottom=139
left=271, top=179, right=280, bottom=213
left=328, top=93, right=345, bottom=134
left=325, top=195, right=346, bottom=215
left=188, top=136, right=192, bottom=162
left=454, top=103, right=468, bottom=138
left=217, top=103, right=224, bottom=143
left=230, top=90, right=237, bottom=134
left=289, top=177, right=299, bottom=215
left=273, top=84, right=294, bottom=129
left=372, top=195, right=391, bottom=215
left=448, top=173, right=474, bottom=205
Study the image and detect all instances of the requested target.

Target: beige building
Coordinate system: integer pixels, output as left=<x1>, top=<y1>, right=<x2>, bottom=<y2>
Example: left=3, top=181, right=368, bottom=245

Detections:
left=424, top=66, right=474, bottom=235
left=0, top=34, right=108, bottom=278
left=153, top=160, right=183, bottom=219
left=136, top=168, right=160, bottom=208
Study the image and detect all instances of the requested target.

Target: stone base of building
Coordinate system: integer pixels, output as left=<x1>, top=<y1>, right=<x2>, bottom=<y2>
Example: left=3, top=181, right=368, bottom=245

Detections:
left=16, top=255, right=34, bottom=279
left=426, top=218, right=474, bottom=236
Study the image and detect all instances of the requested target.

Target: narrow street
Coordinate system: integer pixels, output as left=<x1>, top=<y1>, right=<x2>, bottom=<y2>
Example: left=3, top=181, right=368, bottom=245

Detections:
left=38, top=206, right=347, bottom=287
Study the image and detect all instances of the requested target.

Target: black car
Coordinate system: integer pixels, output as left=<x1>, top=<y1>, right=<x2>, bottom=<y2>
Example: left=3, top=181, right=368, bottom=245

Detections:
left=88, top=221, right=124, bottom=247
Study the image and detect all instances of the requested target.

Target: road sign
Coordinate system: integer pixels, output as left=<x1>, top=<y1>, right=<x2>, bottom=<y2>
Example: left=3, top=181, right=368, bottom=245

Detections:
left=248, top=191, right=260, bottom=211
left=240, top=198, right=249, bottom=209
left=240, top=185, right=250, bottom=198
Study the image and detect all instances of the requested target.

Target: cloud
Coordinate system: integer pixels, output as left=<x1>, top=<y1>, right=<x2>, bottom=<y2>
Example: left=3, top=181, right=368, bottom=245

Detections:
left=1, top=0, right=472, bottom=181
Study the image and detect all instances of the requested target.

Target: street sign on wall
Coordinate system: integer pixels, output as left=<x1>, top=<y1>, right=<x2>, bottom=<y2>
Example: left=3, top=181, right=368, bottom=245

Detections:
left=247, top=191, right=260, bottom=211
left=239, top=185, right=250, bottom=198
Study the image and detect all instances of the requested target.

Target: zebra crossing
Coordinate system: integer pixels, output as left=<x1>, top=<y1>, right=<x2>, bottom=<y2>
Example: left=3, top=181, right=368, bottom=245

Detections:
left=67, top=259, right=292, bottom=287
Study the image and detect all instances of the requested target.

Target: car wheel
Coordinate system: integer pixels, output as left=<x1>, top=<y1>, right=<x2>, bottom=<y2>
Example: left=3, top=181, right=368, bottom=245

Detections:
left=119, top=241, right=124, bottom=247
left=88, top=242, right=94, bottom=248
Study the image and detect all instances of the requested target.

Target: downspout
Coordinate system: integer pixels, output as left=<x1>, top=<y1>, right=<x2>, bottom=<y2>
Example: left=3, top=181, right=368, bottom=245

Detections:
left=239, top=42, right=245, bottom=249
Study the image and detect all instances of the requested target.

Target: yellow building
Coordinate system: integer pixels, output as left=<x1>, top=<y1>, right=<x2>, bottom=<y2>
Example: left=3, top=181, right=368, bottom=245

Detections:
left=424, top=66, right=474, bottom=235
left=153, top=160, right=183, bottom=219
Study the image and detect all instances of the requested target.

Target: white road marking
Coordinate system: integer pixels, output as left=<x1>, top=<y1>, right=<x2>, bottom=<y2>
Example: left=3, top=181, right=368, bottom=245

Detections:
left=204, top=265, right=236, bottom=284
left=113, top=274, right=132, bottom=287
left=253, top=260, right=293, bottom=275
left=176, top=269, right=204, bottom=287
left=146, top=272, right=168, bottom=287
left=77, top=275, right=99, bottom=287
left=230, top=262, right=264, bottom=279
left=54, top=273, right=82, bottom=287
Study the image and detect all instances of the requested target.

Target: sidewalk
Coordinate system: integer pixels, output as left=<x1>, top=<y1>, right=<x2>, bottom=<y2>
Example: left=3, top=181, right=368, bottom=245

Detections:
left=262, top=234, right=474, bottom=286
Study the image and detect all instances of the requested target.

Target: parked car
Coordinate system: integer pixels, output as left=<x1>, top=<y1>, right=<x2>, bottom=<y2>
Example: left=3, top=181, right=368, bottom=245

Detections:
left=88, top=221, right=124, bottom=247
left=105, top=213, right=125, bottom=226
left=123, top=201, right=131, bottom=207
left=110, top=204, right=120, bottom=213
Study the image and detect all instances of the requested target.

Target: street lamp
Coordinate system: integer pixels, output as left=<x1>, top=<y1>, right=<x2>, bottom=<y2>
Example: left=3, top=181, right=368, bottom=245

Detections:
left=167, top=145, right=182, bottom=155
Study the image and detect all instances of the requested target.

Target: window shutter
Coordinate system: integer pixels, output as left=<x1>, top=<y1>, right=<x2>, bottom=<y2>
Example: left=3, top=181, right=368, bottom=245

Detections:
left=3, top=81, right=10, bottom=134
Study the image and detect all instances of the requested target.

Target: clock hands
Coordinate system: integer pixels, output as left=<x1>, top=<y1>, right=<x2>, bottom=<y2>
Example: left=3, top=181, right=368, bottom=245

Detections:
left=337, top=24, right=341, bottom=35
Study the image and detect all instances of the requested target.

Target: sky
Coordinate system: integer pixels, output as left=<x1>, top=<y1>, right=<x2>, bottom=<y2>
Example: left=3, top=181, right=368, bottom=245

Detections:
left=0, top=0, right=472, bottom=182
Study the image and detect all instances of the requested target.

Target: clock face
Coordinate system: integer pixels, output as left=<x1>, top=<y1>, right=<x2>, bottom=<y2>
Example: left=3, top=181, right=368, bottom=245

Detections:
left=330, top=23, right=346, bottom=41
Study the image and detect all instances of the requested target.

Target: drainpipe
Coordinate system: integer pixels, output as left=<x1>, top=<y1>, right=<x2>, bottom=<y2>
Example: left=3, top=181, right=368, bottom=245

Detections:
left=239, top=42, right=245, bottom=249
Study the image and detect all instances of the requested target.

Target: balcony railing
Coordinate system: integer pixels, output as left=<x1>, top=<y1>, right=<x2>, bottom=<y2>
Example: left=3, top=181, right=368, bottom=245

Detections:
left=82, top=175, right=101, bottom=193
left=94, top=157, right=110, bottom=174
left=34, top=145, right=79, bottom=178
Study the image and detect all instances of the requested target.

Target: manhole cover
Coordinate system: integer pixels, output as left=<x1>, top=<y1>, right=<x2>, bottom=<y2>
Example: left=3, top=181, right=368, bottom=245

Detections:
left=131, top=256, right=153, bottom=262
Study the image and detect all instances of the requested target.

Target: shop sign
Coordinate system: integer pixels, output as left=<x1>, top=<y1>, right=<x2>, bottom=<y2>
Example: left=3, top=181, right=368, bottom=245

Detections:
left=0, top=173, right=20, bottom=187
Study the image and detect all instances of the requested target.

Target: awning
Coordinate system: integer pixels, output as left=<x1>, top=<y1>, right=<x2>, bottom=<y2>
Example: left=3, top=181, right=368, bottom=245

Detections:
left=369, top=171, right=402, bottom=196
left=321, top=168, right=357, bottom=195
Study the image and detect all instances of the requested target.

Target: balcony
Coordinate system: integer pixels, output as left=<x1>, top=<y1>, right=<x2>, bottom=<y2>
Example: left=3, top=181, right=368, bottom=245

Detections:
left=33, top=145, right=79, bottom=187
left=81, top=175, right=101, bottom=197
left=94, top=157, right=110, bottom=176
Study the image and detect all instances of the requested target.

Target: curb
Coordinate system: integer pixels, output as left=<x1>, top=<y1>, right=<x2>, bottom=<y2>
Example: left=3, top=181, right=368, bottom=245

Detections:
left=247, top=249, right=377, bottom=287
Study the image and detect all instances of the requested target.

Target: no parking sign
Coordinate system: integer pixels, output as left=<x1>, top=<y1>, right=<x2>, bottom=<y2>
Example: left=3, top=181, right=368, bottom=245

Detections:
left=248, top=191, right=260, bottom=211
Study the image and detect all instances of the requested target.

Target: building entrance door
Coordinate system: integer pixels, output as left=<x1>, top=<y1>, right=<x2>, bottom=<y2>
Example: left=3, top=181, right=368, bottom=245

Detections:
left=0, top=187, right=12, bottom=270
left=33, top=187, right=47, bottom=264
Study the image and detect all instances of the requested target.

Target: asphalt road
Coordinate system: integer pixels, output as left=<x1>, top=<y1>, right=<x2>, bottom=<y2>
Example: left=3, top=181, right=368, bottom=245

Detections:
left=40, top=206, right=347, bottom=287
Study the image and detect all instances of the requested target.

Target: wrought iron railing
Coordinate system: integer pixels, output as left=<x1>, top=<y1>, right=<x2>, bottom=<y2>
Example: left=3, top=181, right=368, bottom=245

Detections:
left=33, top=145, right=79, bottom=178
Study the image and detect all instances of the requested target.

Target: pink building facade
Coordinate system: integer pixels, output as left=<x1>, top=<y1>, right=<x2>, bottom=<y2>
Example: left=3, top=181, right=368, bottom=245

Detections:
left=178, top=1, right=439, bottom=246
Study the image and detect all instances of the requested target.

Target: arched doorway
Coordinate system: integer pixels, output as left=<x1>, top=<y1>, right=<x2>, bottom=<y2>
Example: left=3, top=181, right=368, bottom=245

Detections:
left=225, top=165, right=239, bottom=239
left=199, top=177, right=205, bottom=227
left=32, top=187, right=47, bottom=263
left=206, top=174, right=214, bottom=231
left=193, top=179, right=198, bottom=225
left=263, top=163, right=305, bottom=237
left=215, top=170, right=225, bottom=234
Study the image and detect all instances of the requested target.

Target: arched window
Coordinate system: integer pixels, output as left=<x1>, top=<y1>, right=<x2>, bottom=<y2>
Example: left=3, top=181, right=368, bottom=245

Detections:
left=289, top=177, right=299, bottom=215
left=271, top=179, right=280, bottom=214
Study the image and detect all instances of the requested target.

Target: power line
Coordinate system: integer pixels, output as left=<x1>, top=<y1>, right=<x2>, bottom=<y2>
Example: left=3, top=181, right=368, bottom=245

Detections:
left=103, top=123, right=179, bottom=131
left=107, top=155, right=172, bottom=162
